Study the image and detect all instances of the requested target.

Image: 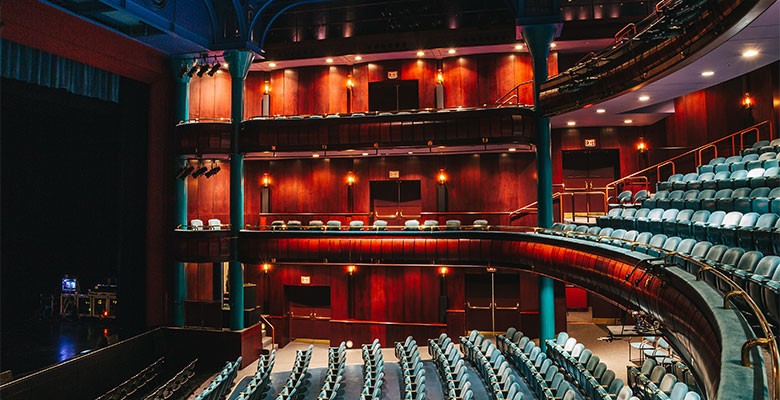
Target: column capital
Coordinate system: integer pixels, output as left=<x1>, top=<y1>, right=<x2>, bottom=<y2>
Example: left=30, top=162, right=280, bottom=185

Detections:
left=224, top=50, right=255, bottom=81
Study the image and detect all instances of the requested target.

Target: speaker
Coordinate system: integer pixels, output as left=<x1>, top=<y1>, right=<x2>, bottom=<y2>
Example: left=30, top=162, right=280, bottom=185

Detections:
left=243, top=284, right=257, bottom=309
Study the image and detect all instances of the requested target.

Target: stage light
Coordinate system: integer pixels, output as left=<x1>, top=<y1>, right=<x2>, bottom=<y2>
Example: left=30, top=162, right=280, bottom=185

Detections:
left=207, top=61, right=221, bottom=76
left=186, top=64, right=199, bottom=77
left=191, top=165, right=208, bottom=178
left=204, top=165, right=221, bottom=178
left=178, top=65, right=189, bottom=78
left=197, top=64, right=210, bottom=77
left=176, top=165, right=194, bottom=180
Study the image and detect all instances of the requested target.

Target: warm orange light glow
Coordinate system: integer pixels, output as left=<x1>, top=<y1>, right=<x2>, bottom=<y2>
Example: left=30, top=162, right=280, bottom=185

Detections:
left=346, top=171, right=355, bottom=185
left=346, top=74, right=354, bottom=89
left=637, top=137, right=648, bottom=153
left=436, top=69, right=444, bottom=84
left=262, top=263, right=271, bottom=273
left=437, top=169, right=447, bottom=185
left=347, top=265, right=357, bottom=275
left=263, top=81, right=271, bottom=95
left=743, top=93, right=754, bottom=109
left=262, top=173, right=271, bottom=187
left=439, top=266, right=449, bottom=276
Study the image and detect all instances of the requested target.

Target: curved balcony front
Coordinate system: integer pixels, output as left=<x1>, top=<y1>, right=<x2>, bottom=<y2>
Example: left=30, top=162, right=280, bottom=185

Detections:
left=175, top=120, right=232, bottom=155
left=174, top=229, right=233, bottom=263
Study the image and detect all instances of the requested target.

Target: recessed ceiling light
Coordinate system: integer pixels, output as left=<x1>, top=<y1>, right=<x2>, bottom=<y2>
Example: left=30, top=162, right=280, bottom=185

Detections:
left=354, top=55, right=362, bottom=61
left=639, top=95, right=650, bottom=101
left=448, top=48, right=456, bottom=54
left=361, top=152, right=369, bottom=156
left=514, top=44, right=523, bottom=50
left=268, top=62, right=277, bottom=67
left=596, top=108, right=606, bottom=113
left=624, top=119, right=633, bottom=124
left=325, top=58, right=334, bottom=63
left=416, top=51, right=425, bottom=57
left=742, top=49, right=759, bottom=58
left=567, top=121, right=576, bottom=126
left=222, top=63, right=229, bottom=69
left=550, top=43, right=557, bottom=48
left=508, top=148, right=517, bottom=152
left=312, top=153, right=320, bottom=158
left=701, top=70, right=715, bottom=77
left=408, top=151, right=414, bottom=154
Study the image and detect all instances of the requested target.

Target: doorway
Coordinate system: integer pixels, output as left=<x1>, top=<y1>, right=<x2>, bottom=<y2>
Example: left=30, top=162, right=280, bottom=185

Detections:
left=465, top=273, right=521, bottom=333
left=286, top=285, right=331, bottom=340
left=370, top=180, right=422, bottom=226
left=562, top=149, right=620, bottom=219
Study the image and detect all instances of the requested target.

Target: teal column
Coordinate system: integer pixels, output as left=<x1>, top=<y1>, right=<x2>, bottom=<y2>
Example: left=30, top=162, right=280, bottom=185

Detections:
left=172, top=58, right=191, bottom=327
left=225, top=50, right=254, bottom=330
left=523, top=24, right=557, bottom=351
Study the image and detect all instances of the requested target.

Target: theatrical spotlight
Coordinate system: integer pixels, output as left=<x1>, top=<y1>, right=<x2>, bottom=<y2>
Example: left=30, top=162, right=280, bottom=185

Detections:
left=178, top=65, right=189, bottom=78
left=191, top=164, right=208, bottom=178
left=176, top=165, right=194, bottom=180
left=204, top=165, right=221, bottom=178
left=197, top=64, right=210, bottom=77
left=207, top=60, right=221, bottom=76
left=186, top=64, right=199, bottom=77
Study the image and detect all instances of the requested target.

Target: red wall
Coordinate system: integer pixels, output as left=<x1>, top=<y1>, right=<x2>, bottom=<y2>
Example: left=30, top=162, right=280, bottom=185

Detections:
left=188, top=53, right=559, bottom=119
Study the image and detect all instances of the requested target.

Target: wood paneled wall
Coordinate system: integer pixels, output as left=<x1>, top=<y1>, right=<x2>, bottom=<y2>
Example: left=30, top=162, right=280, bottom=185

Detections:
left=188, top=53, right=559, bottom=119
left=186, top=161, right=231, bottom=224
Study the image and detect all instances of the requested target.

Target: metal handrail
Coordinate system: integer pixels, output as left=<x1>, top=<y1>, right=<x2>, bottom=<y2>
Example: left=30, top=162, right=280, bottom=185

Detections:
left=259, top=314, right=275, bottom=351
left=177, top=117, right=232, bottom=125
left=614, top=23, right=637, bottom=43
left=494, top=80, right=534, bottom=107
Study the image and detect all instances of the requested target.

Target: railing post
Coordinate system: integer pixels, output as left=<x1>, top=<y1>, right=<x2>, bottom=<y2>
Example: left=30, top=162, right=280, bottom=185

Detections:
left=171, top=57, right=191, bottom=327
left=522, top=22, right=558, bottom=352
left=225, top=50, right=255, bottom=331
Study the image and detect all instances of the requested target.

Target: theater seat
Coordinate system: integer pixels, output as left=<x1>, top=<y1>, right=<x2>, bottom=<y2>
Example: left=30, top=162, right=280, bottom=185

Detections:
left=632, top=232, right=654, bottom=249
left=326, top=220, right=342, bottom=230
left=472, top=219, right=489, bottom=230
left=703, top=171, right=730, bottom=190
left=678, top=241, right=713, bottom=273
left=445, top=220, right=461, bottom=230
left=423, top=220, right=439, bottom=231
left=644, top=191, right=669, bottom=209
left=733, top=187, right=770, bottom=213
left=308, top=220, right=324, bottom=230
left=404, top=220, right=420, bottom=230
left=603, top=229, right=627, bottom=246
left=637, top=209, right=664, bottom=233
left=608, top=190, right=633, bottom=208
left=664, top=209, right=693, bottom=236
left=372, top=220, right=388, bottom=231
left=678, top=210, right=710, bottom=239
left=762, top=167, right=780, bottom=188
left=685, top=189, right=715, bottom=210
left=349, top=220, right=365, bottom=230
left=614, top=208, right=637, bottom=228
left=658, top=191, right=684, bottom=209
left=732, top=154, right=758, bottom=171
left=707, top=211, right=743, bottom=244
left=622, top=208, right=651, bottom=230
left=692, top=211, right=725, bottom=241
left=719, top=212, right=759, bottom=247
left=702, top=189, right=731, bottom=212
left=725, top=169, right=750, bottom=189
left=762, top=268, right=780, bottom=324
left=741, top=167, right=765, bottom=189
left=703, top=247, right=746, bottom=287
left=271, top=220, right=285, bottom=230
left=286, top=220, right=302, bottom=230
left=637, top=234, right=667, bottom=255
left=725, top=250, right=763, bottom=290
left=672, top=190, right=698, bottom=210
left=650, top=209, right=679, bottom=235
left=598, top=208, right=623, bottom=228
left=756, top=217, right=780, bottom=255
left=191, top=219, right=204, bottom=230
left=648, top=236, right=681, bottom=257
left=742, top=140, right=769, bottom=155
left=672, top=173, right=698, bottom=191
left=657, top=174, right=683, bottom=191
left=750, top=187, right=780, bottom=214
left=716, top=156, right=743, bottom=173
left=675, top=238, right=697, bottom=255
left=697, top=157, right=724, bottom=174
left=745, top=256, right=780, bottom=310
left=631, top=190, right=650, bottom=207
left=623, top=230, right=639, bottom=245
left=717, top=187, right=751, bottom=211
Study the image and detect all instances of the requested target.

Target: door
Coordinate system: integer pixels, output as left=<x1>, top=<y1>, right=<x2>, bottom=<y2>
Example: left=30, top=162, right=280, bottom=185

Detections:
left=370, top=180, right=422, bottom=226
left=562, top=149, right=620, bottom=219
left=465, top=273, right=521, bottom=333
left=286, top=285, right=331, bottom=340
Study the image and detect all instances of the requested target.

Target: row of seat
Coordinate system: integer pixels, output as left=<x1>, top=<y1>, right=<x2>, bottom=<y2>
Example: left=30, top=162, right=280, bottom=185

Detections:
left=628, top=359, right=700, bottom=400
left=698, top=150, right=780, bottom=174
left=395, top=336, right=426, bottom=400
left=316, top=342, right=346, bottom=400
left=740, top=139, right=780, bottom=156
left=544, top=224, right=780, bottom=327
left=495, top=329, right=572, bottom=400
left=596, top=209, right=780, bottom=251
left=274, top=345, right=312, bottom=400
left=428, top=333, right=475, bottom=400
left=190, top=219, right=224, bottom=230
left=610, top=190, right=649, bottom=208
left=360, top=339, right=384, bottom=400
left=195, top=357, right=241, bottom=400
left=97, top=357, right=165, bottom=400
left=235, top=350, right=276, bottom=400
left=643, top=187, right=780, bottom=213
left=268, top=219, right=489, bottom=231
left=460, top=330, right=524, bottom=400
left=143, top=359, right=198, bottom=400
left=656, top=166, right=780, bottom=192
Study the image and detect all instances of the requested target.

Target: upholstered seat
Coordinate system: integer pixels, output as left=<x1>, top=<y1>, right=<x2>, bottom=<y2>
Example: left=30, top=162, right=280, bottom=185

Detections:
left=677, top=210, right=710, bottom=239
left=717, top=187, right=751, bottom=212
left=657, top=174, right=683, bottom=191
left=650, top=209, right=678, bottom=235
left=701, top=189, right=731, bottom=212
left=686, top=173, right=714, bottom=191
left=190, top=219, right=204, bottom=230
left=643, top=191, right=669, bottom=209
left=664, top=209, right=693, bottom=236
left=719, top=212, right=759, bottom=247
left=671, top=173, right=698, bottom=191
left=692, top=211, right=725, bottom=241
left=733, top=187, right=770, bottom=213
left=657, top=190, right=684, bottom=209
left=706, top=211, right=742, bottom=243
left=636, top=208, right=664, bottom=233
left=684, top=189, right=715, bottom=210
left=702, top=171, right=730, bottom=190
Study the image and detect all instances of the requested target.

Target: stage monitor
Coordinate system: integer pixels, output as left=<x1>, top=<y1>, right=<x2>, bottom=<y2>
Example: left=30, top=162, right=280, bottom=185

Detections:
left=62, top=278, right=77, bottom=293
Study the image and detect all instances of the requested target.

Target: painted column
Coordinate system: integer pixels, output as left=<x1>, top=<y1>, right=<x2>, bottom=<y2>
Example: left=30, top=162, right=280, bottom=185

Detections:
left=522, top=24, right=557, bottom=350
left=225, top=50, right=254, bottom=330
left=172, top=58, right=192, bottom=327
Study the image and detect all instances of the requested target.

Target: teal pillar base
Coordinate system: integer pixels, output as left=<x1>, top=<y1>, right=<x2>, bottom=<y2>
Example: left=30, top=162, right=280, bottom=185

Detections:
left=228, top=261, right=244, bottom=330
left=172, top=58, right=191, bottom=327
left=173, top=262, right=186, bottom=327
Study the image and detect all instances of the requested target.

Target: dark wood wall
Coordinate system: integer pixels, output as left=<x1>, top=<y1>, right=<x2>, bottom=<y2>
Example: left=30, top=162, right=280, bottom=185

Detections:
left=188, top=53, right=558, bottom=119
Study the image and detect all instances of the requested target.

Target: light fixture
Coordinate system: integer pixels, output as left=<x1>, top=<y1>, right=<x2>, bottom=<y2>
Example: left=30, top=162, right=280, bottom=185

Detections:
left=361, top=152, right=369, bottom=156
left=508, top=148, right=517, bottom=152
left=447, top=48, right=456, bottom=54
left=346, top=171, right=355, bottom=185
left=408, top=151, right=413, bottom=155
left=437, top=169, right=447, bottom=185
left=346, top=74, right=354, bottom=89
left=742, top=92, right=754, bottom=109
left=186, top=64, right=199, bottom=77
left=639, top=95, right=650, bottom=102
left=176, top=165, right=194, bottom=180
left=262, top=263, right=271, bottom=273
left=268, top=62, right=277, bottom=67
left=178, top=65, right=189, bottom=78
left=325, top=58, right=334, bottom=63
left=207, top=57, right=221, bottom=76
left=637, top=137, right=648, bottom=153
left=204, top=164, right=221, bottom=178
left=416, top=51, right=425, bottom=57
left=191, top=164, right=208, bottom=178
left=596, top=108, right=606, bottom=113
left=624, top=119, right=633, bottom=124
left=436, top=68, right=444, bottom=84
left=263, top=81, right=271, bottom=95
left=742, top=49, right=759, bottom=58
left=550, top=43, right=557, bottom=48
left=567, top=121, right=576, bottom=126
left=196, top=64, right=210, bottom=77
left=701, top=70, right=715, bottom=77
left=262, top=173, right=271, bottom=187
left=354, top=55, right=362, bottom=61
left=347, top=265, right=357, bottom=275
left=346, top=340, right=354, bottom=348
left=313, top=153, right=320, bottom=158
left=514, top=44, right=523, bottom=50
left=439, top=266, right=449, bottom=276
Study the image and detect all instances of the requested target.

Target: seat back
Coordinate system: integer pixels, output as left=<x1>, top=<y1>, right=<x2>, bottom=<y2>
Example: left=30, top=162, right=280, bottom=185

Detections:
left=662, top=237, right=682, bottom=251
left=708, top=157, right=726, bottom=166
left=731, top=187, right=752, bottom=199
left=730, top=169, right=749, bottom=179
left=634, top=208, right=651, bottom=219
left=633, top=190, right=649, bottom=202
left=623, top=230, right=639, bottom=242
left=721, top=211, right=744, bottom=227
left=682, top=190, right=699, bottom=200
left=667, top=174, right=684, bottom=183
left=617, top=190, right=632, bottom=202
left=611, top=229, right=627, bottom=240
left=771, top=188, right=780, bottom=198
left=713, top=171, right=731, bottom=181
left=747, top=168, right=766, bottom=178
left=661, top=209, right=679, bottom=221
left=704, top=245, right=729, bottom=263
left=654, top=191, right=670, bottom=200
left=675, top=238, right=697, bottom=254
left=689, top=241, right=713, bottom=258
left=737, top=212, right=760, bottom=227
left=668, top=190, right=685, bottom=200
left=647, top=208, right=664, bottom=220
left=598, top=228, right=614, bottom=237
left=752, top=255, right=780, bottom=277
left=607, top=208, right=622, bottom=217
left=635, top=232, right=653, bottom=244
left=587, top=226, right=602, bottom=235
left=191, top=219, right=204, bottom=230
left=696, top=189, right=716, bottom=200
left=705, top=211, right=726, bottom=225
left=713, top=189, right=732, bottom=200
left=648, top=234, right=668, bottom=248
left=681, top=173, right=698, bottom=182
left=690, top=210, right=710, bottom=223
left=749, top=187, right=771, bottom=198
left=207, top=219, right=221, bottom=229
left=620, top=208, right=637, bottom=218
left=720, top=247, right=747, bottom=266
left=755, top=213, right=779, bottom=228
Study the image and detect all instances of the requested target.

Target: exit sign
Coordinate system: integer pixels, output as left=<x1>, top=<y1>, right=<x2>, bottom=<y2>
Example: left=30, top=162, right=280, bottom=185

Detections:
left=584, top=139, right=597, bottom=148
left=301, top=276, right=310, bottom=284
left=389, top=170, right=400, bottom=179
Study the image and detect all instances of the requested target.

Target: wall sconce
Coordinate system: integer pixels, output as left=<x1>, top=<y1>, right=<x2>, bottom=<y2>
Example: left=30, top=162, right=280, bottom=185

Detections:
left=263, top=80, right=271, bottom=95
left=437, top=169, right=447, bottom=185
left=346, top=74, right=355, bottom=89
left=346, top=171, right=356, bottom=186
left=439, top=266, right=449, bottom=276
left=436, top=69, right=444, bottom=84
left=347, top=265, right=357, bottom=275
left=742, top=92, right=753, bottom=109
left=262, top=173, right=271, bottom=187
left=636, top=137, right=648, bottom=153
left=262, top=263, right=271, bottom=273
